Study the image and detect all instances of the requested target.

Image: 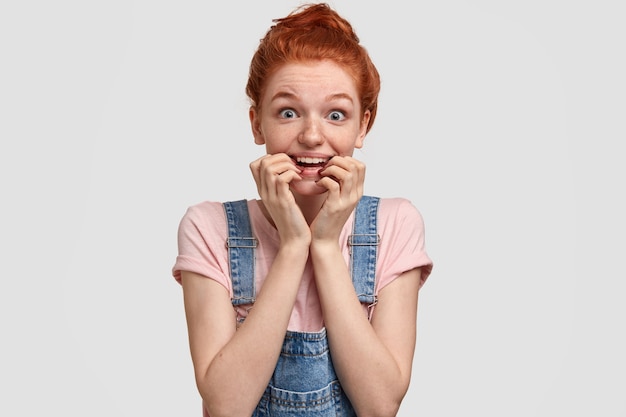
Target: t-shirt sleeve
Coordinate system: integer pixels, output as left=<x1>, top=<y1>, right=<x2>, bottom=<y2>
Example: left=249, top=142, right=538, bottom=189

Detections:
left=375, top=198, right=433, bottom=293
left=171, top=201, right=232, bottom=296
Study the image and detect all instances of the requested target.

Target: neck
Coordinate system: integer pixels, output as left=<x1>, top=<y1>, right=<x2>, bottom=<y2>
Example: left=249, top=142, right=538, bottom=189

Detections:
left=293, top=193, right=327, bottom=225
left=257, top=192, right=327, bottom=228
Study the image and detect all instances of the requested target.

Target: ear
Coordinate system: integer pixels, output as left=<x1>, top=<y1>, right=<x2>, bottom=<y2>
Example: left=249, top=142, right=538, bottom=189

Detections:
left=355, top=110, right=371, bottom=149
left=249, top=106, right=265, bottom=145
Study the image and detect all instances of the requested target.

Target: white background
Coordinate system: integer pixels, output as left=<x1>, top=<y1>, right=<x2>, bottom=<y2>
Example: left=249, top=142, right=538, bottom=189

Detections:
left=1, top=0, right=625, bottom=415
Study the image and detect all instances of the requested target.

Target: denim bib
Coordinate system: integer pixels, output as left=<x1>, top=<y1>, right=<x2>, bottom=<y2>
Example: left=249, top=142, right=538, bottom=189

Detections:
left=224, top=196, right=380, bottom=416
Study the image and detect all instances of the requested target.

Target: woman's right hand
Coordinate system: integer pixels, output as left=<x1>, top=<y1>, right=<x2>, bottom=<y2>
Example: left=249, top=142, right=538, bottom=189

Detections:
left=250, top=153, right=311, bottom=245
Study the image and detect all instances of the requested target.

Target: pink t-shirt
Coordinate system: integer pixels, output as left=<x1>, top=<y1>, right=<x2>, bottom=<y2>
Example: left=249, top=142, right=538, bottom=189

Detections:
left=172, top=197, right=432, bottom=332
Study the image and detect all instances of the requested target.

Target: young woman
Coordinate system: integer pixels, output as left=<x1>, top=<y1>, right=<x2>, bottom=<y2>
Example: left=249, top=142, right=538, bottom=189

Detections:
left=173, top=4, right=433, bottom=416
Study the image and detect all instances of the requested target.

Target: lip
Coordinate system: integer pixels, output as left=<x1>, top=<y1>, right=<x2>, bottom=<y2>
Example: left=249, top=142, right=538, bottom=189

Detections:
left=287, top=154, right=331, bottom=179
left=289, top=153, right=333, bottom=166
left=289, top=152, right=333, bottom=159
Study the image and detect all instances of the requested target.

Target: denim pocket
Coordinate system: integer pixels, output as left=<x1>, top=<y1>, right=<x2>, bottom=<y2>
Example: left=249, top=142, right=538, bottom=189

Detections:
left=253, top=380, right=355, bottom=417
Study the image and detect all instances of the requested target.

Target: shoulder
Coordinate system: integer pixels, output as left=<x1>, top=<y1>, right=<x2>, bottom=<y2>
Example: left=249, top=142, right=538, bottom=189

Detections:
left=177, top=200, right=240, bottom=244
left=372, top=197, right=433, bottom=289
left=375, top=197, right=429, bottom=251
left=179, top=200, right=227, bottom=228
left=376, top=197, right=426, bottom=226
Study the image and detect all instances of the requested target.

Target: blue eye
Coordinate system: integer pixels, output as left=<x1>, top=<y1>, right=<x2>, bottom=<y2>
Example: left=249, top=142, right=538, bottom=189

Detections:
left=328, top=111, right=345, bottom=121
left=280, top=109, right=297, bottom=119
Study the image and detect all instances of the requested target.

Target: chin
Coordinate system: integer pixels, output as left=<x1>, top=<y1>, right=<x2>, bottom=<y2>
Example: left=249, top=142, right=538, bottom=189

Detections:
left=289, top=179, right=328, bottom=196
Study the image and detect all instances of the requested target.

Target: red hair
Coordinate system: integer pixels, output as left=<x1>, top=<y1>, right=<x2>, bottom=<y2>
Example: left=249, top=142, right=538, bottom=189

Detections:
left=245, top=3, right=380, bottom=133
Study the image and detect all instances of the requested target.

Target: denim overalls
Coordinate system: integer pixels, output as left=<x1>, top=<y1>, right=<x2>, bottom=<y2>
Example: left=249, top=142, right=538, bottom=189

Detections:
left=223, top=196, right=380, bottom=417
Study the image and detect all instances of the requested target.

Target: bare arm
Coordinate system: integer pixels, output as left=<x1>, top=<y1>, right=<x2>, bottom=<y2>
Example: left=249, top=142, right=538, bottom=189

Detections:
left=181, top=153, right=313, bottom=416
left=309, top=155, right=422, bottom=415
left=181, top=239, right=309, bottom=417
left=310, top=242, right=422, bottom=417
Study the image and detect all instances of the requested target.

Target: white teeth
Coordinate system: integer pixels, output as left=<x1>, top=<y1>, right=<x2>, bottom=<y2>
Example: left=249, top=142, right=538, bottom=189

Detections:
left=296, top=157, right=327, bottom=164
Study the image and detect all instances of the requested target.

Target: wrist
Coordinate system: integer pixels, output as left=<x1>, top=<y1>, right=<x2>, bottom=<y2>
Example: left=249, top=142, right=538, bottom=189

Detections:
left=278, top=239, right=311, bottom=256
left=309, top=238, right=341, bottom=257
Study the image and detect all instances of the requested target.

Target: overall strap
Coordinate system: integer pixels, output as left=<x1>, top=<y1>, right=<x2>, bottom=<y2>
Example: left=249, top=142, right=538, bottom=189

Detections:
left=223, top=200, right=257, bottom=306
left=348, top=196, right=380, bottom=308
left=224, top=197, right=380, bottom=311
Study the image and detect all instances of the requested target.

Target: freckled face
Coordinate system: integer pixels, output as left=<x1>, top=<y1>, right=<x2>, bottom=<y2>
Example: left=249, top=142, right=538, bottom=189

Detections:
left=249, top=60, right=370, bottom=195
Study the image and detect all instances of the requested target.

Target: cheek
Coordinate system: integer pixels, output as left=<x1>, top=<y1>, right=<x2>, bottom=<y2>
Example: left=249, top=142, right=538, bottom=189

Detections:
left=336, top=131, right=363, bottom=154
left=260, top=128, right=290, bottom=153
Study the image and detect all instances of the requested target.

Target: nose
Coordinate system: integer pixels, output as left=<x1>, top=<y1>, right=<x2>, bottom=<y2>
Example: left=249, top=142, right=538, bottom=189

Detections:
left=298, top=117, right=324, bottom=147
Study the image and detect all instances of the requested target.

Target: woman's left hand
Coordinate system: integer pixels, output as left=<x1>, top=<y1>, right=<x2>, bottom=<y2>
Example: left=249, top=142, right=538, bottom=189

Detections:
left=310, top=156, right=365, bottom=243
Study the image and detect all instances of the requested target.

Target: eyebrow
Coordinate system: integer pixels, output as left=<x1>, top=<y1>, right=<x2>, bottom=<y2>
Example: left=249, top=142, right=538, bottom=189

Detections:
left=269, top=91, right=298, bottom=102
left=326, top=93, right=355, bottom=104
left=269, top=91, right=355, bottom=104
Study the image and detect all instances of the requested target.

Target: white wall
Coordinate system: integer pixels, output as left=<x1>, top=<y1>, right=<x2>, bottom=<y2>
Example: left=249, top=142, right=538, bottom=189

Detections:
left=1, top=1, right=624, bottom=415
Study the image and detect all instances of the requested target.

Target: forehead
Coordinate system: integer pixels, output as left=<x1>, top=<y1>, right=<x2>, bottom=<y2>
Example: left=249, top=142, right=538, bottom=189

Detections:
left=262, top=60, right=360, bottom=103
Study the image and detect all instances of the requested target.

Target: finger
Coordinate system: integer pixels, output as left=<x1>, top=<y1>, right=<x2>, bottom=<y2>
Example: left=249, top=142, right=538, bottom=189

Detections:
left=250, top=155, right=270, bottom=193
left=319, top=164, right=356, bottom=192
left=318, top=160, right=365, bottom=202
left=262, top=170, right=303, bottom=204
left=257, top=154, right=299, bottom=176
left=315, top=176, right=341, bottom=194
left=326, top=156, right=365, bottom=177
left=254, top=155, right=300, bottom=192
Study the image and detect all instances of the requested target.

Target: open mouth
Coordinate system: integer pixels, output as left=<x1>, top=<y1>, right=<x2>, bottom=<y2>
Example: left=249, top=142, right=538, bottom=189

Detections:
left=291, top=156, right=332, bottom=168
